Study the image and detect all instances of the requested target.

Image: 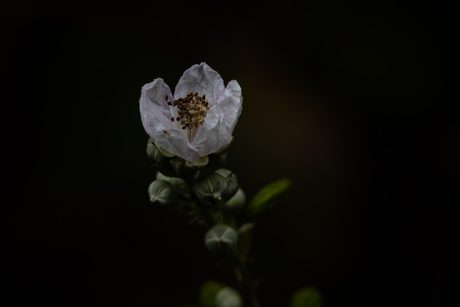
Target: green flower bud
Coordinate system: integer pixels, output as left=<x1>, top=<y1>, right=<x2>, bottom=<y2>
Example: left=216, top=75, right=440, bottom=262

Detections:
left=148, top=179, right=183, bottom=208
left=192, top=169, right=238, bottom=206
left=215, top=287, right=242, bottom=307
left=156, top=172, right=191, bottom=201
left=222, top=188, right=246, bottom=212
left=170, top=156, right=187, bottom=176
left=205, top=224, right=237, bottom=255
left=146, top=138, right=177, bottom=177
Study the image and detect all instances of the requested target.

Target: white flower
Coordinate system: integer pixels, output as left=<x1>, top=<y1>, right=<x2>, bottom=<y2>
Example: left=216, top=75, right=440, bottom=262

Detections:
left=140, top=63, right=242, bottom=161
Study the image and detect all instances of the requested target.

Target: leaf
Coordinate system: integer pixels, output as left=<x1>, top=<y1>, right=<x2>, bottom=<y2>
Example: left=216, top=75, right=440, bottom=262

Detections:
left=199, top=280, right=226, bottom=307
left=237, top=223, right=255, bottom=258
left=246, top=179, right=291, bottom=216
left=289, top=287, right=323, bottom=307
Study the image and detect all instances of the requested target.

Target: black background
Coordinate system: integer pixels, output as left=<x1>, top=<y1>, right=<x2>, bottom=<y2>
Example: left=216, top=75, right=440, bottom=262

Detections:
left=2, top=1, right=460, bottom=306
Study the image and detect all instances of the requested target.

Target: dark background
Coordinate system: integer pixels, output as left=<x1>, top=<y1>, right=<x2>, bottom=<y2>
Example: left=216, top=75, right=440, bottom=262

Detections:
left=2, top=1, right=459, bottom=306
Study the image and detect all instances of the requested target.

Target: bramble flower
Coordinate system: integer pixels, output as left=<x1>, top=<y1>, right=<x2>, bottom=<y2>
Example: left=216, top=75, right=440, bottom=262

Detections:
left=140, top=63, right=242, bottom=161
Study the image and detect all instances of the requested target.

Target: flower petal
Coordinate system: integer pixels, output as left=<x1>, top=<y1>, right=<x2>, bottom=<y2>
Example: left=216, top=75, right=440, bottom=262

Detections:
left=191, top=80, right=242, bottom=156
left=140, top=78, right=202, bottom=161
left=140, top=78, right=173, bottom=137
left=174, top=62, right=225, bottom=103
left=219, top=80, right=243, bottom=135
left=152, top=125, right=201, bottom=161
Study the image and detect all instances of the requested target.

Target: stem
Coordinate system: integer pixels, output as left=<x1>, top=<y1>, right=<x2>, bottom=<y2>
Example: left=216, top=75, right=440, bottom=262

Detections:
left=194, top=200, right=215, bottom=227
left=185, top=169, right=259, bottom=305
left=234, top=259, right=260, bottom=307
left=186, top=175, right=216, bottom=227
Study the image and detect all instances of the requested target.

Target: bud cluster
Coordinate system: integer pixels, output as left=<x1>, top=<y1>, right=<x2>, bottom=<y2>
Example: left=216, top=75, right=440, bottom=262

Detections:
left=145, top=136, right=266, bottom=307
left=146, top=138, right=244, bottom=216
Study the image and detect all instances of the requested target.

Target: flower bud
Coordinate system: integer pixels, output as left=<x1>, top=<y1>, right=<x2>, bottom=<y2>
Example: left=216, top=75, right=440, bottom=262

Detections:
left=146, top=138, right=177, bottom=177
left=192, top=169, right=238, bottom=206
left=205, top=224, right=237, bottom=255
left=148, top=180, right=183, bottom=208
left=156, top=172, right=191, bottom=200
left=215, top=287, right=242, bottom=307
left=222, top=188, right=246, bottom=212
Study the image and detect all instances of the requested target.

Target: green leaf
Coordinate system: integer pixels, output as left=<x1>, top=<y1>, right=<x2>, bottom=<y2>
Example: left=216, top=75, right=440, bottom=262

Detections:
left=199, top=280, right=226, bottom=307
left=237, top=223, right=255, bottom=258
left=289, top=287, right=323, bottom=307
left=246, top=179, right=291, bottom=216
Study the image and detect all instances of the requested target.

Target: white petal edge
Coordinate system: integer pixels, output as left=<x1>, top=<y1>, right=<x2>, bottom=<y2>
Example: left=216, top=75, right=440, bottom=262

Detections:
left=174, top=62, right=225, bottom=103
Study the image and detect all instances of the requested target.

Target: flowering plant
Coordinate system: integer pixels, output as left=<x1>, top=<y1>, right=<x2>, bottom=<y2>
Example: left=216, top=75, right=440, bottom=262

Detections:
left=139, top=64, right=320, bottom=307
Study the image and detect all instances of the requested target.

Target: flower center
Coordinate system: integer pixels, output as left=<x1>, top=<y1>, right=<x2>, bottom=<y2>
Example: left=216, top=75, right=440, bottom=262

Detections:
left=167, top=92, right=211, bottom=141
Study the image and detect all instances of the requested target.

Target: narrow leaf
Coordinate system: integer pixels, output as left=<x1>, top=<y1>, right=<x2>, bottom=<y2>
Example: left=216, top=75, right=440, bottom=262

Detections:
left=289, top=287, right=323, bottom=307
left=246, top=179, right=291, bottom=216
left=237, top=223, right=255, bottom=258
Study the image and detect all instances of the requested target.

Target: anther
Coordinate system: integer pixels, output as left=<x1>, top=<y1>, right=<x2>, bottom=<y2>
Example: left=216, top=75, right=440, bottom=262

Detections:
left=169, top=91, right=212, bottom=141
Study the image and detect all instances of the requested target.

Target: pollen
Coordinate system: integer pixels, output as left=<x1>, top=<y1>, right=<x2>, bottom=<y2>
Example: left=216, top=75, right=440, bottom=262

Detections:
left=170, top=92, right=211, bottom=141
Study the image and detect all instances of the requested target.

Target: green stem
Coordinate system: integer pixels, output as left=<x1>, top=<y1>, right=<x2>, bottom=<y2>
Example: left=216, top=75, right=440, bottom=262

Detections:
left=234, top=259, right=260, bottom=307
left=186, top=175, right=215, bottom=227
left=185, top=169, right=258, bottom=305
left=194, top=199, right=215, bottom=227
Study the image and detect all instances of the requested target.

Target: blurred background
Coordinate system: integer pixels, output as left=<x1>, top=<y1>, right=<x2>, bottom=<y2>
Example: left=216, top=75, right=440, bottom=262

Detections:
left=2, top=1, right=459, bottom=306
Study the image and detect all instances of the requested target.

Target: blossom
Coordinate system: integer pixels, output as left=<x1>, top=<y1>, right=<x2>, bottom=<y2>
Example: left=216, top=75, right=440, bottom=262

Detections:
left=140, top=63, right=242, bottom=161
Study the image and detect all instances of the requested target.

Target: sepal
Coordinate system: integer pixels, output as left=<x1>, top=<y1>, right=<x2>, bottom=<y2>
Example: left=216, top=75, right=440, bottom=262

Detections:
left=146, top=138, right=177, bottom=177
